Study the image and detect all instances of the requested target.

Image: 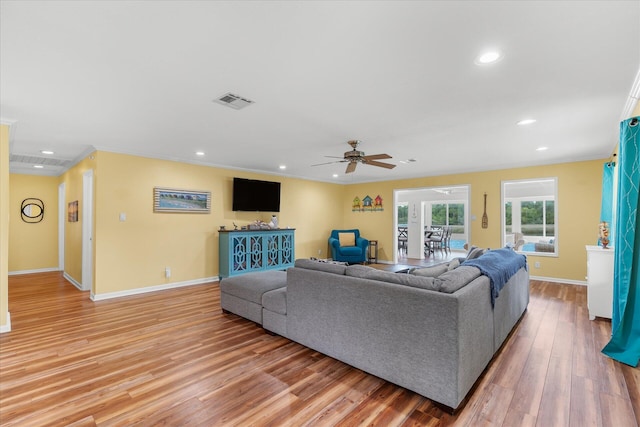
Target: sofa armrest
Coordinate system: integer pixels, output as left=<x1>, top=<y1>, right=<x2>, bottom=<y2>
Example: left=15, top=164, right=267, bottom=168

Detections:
left=356, top=237, right=369, bottom=249
left=329, top=237, right=341, bottom=249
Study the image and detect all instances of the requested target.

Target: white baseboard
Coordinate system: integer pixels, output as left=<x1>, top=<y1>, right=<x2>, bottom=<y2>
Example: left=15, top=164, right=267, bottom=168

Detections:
left=90, top=276, right=218, bottom=301
left=0, top=312, right=11, bottom=333
left=529, top=275, right=587, bottom=286
left=63, top=272, right=84, bottom=291
left=8, top=267, right=60, bottom=276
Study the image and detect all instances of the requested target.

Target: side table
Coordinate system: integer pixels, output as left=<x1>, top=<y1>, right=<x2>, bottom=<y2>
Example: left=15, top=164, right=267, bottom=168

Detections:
left=368, top=240, right=378, bottom=264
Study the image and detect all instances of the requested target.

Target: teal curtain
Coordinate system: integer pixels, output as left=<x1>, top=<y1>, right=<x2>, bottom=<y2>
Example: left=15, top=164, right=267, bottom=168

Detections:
left=599, top=161, right=615, bottom=245
left=602, top=116, right=640, bottom=367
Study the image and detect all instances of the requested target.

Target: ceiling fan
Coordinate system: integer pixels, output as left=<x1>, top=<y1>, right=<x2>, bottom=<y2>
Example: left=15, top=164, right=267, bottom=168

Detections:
left=313, top=140, right=396, bottom=174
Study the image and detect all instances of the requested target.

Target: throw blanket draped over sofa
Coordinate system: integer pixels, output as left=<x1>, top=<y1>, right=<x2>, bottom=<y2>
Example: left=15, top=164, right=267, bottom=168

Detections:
left=462, top=248, right=527, bottom=306
left=220, top=249, right=530, bottom=412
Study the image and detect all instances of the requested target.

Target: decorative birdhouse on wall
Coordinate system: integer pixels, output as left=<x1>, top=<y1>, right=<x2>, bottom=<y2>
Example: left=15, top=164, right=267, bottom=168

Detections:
left=374, top=195, right=383, bottom=211
left=352, top=197, right=362, bottom=212
left=362, top=195, right=373, bottom=211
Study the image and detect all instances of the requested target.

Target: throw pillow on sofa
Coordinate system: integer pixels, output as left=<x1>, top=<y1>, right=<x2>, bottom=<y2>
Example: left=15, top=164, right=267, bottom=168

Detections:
left=434, top=266, right=482, bottom=293
left=345, top=265, right=439, bottom=291
left=447, top=258, right=461, bottom=270
left=409, top=263, right=449, bottom=277
left=295, top=258, right=348, bottom=275
left=465, top=245, right=485, bottom=261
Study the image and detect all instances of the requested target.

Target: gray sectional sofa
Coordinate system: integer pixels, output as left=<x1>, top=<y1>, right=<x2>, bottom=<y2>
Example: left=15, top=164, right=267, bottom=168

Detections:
left=219, top=250, right=529, bottom=411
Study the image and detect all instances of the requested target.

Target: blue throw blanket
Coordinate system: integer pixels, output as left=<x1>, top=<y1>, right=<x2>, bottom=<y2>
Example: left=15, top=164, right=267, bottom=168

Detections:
left=462, top=248, right=527, bottom=307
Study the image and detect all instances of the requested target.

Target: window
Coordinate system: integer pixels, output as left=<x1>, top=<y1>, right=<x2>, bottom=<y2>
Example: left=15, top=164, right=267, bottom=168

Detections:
left=397, top=203, right=408, bottom=226
left=502, top=178, right=558, bottom=255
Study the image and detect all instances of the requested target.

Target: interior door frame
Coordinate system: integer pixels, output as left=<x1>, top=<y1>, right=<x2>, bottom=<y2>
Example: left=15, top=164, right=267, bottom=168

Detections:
left=58, top=182, right=65, bottom=271
left=81, top=170, right=94, bottom=291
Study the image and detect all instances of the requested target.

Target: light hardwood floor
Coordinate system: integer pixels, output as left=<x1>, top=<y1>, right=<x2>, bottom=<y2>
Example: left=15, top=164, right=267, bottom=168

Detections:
left=0, top=272, right=638, bottom=426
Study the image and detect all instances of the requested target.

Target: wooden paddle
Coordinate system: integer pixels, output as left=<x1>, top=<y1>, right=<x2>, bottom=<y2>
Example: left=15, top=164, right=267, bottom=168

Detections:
left=482, top=193, right=488, bottom=229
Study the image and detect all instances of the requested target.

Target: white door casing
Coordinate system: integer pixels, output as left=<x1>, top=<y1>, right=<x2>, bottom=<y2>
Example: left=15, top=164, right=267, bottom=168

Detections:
left=82, top=170, right=93, bottom=292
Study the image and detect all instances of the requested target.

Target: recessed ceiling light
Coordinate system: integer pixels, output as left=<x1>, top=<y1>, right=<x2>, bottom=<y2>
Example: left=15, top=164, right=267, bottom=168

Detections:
left=279, top=165, right=286, bottom=170
left=475, top=50, right=502, bottom=65
left=332, top=174, right=339, bottom=178
left=536, top=147, right=548, bottom=151
left=195, top=151, right=205, bottom=156
left=33, top=165, right=44, bottom=169
left=41, top=150, right=54, bottom=155
left=517, top=119, right=537, bottom=126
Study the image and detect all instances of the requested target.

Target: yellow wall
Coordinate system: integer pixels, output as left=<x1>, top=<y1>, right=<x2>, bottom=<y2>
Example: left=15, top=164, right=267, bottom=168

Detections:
left=5, top=147, right=607, bottom=303
left=0, top=125, right=10, bottom=330
left=8, top=174, right=59, bottom=272
left=343, top=159, right=603, bottom=282
left=59, top=154, right=98, bottom=284
left=92, top=151, right=342, bottom=295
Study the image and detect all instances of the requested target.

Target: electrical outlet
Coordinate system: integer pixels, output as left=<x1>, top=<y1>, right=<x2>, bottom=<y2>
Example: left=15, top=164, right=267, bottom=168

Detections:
left=318, top=249, right=322, bottom=255
left=534, top=262, right=540, bottom=269
left=165, top=267, right=171, bottom=278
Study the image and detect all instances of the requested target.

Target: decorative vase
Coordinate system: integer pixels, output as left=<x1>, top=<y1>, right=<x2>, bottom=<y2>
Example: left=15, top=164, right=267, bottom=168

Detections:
left=598, top=221, right=610, bottom=249
left=270, top=215, right=278, bottom=229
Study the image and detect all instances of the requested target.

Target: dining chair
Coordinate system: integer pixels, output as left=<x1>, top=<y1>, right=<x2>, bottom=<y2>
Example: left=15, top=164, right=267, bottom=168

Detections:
left=427, top=226, right=446, bottom=252
left=398, top=226, right=408, bottom=255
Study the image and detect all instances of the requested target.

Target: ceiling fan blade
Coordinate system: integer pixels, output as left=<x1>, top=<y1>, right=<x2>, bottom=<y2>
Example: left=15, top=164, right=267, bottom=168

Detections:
left=324, top=155, right=345, bottom=159
left=364, top=160, right=396, bottom=169
left=345, top=162, right=357, bottom=173
left=363, top=153, right=392, bottom=161
left=312, top=160, right=347, bottom=167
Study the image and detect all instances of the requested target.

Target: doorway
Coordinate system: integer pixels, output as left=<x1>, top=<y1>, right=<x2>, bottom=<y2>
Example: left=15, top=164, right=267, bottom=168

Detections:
left=394, top=185, right=470, bottom=263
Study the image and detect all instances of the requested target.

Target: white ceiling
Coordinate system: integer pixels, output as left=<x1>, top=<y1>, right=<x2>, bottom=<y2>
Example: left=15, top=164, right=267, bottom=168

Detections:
left=2, top=1, right=639, bottom=183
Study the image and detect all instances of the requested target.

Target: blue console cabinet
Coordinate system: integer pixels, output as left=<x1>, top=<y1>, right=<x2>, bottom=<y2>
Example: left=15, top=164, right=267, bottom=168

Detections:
left=219, top=229, right=295, bottom=278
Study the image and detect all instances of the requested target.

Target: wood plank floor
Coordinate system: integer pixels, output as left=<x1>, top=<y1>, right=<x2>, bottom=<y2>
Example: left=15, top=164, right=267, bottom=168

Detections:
left=1, top=271, right=638, bottom=426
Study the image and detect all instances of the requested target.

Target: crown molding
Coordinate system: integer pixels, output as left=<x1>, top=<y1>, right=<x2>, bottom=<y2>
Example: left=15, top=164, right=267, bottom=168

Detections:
left=621, top=66, right=640, bottom=120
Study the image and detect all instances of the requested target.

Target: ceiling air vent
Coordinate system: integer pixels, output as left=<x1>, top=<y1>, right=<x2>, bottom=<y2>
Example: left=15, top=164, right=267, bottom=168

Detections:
left=10, top=154, right=72, bottom=167
left=213, top=92, right=254, bottom=110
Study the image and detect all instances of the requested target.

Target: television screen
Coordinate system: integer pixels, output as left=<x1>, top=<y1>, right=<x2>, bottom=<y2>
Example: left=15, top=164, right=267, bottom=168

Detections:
left=232, top=177, right=281, bottom=212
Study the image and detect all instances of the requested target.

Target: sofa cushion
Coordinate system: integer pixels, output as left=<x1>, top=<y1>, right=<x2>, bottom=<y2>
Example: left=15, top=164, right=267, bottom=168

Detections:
left=410, top=263, right=449, bottom=277
left=339, top=246, right=363, bottom=256
left=435, top=266, right=482, bottom=293
left=219, top=270, right=287, bottom=304
left=262, top=287, right=287, bottom=315
left=346, top=265, right=438, bottom=291
left=338, top=232, right=356, bottom=247
left=294, top=258, right=347, bottom=275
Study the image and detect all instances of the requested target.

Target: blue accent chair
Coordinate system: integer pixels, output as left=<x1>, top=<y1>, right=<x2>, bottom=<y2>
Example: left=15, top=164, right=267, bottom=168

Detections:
left=329, top=229, right=369, bottom=264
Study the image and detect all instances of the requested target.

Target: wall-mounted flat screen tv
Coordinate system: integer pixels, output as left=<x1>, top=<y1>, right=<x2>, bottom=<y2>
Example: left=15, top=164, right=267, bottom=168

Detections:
left=232, top=177, right=281, bottom=212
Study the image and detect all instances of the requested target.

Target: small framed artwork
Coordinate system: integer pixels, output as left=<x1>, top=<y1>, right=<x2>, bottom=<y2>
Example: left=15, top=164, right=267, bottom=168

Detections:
left=68, top=200, right=78, bottom=222
left=153, top=187, right=211, bottom=213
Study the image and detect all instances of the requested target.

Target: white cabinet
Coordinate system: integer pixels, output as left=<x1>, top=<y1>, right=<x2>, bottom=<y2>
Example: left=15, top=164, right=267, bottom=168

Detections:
left=585, top=245, right=614, bottom=320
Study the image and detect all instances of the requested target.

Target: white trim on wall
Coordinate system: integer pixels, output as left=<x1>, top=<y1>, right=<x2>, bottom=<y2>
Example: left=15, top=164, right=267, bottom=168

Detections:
left=529, top=275, right=586, bottom=286
left=63, top=272, right=83, bottom=291
left=90, top=276, right=218, bottom=301
left=9, top=267, right=61, bottom=276
left=0, top=312, right=11, bottom=333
